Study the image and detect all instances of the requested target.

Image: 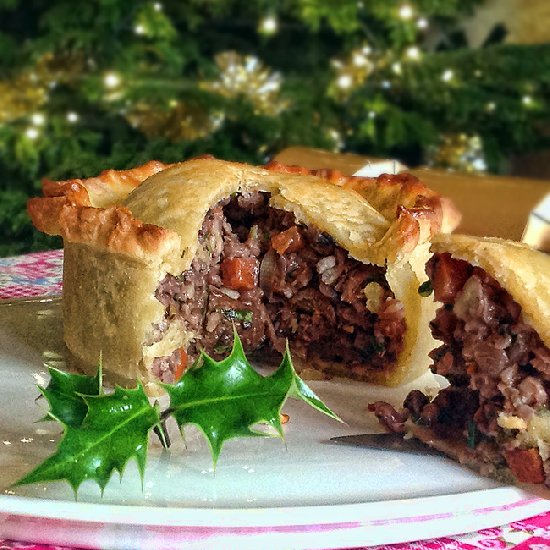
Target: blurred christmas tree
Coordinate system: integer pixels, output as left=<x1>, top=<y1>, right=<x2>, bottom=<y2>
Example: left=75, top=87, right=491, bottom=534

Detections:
left=1, top=0, right=549, bottom=255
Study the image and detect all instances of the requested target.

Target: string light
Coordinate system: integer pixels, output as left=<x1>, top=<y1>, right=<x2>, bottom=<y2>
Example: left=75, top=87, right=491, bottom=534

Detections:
left=417, top=18, right=428, bottom=29
left=472, top=158, right=487, bottom=171
left=352, top=51, right=369, bottom=67
left=330, top=43, right=373, bottom=97
left=392, top=61, right=402, bottom=74
left=31, top=113, right=45, bottom=126
left=327, top=128, right=344, bottom=150
left=25, top=127, right=39, bottom=139
left=337, top=74, right=353, bottom=89
left=441, top=69, right=454, bottom=82
left=210, top=110, right=225, bottom=130
left=153, top=2, right=162, bottom=11
left=399, top=4, right=413, bottom=19
left=485, top=102, right=496, bottom=112
left=104, top=71, right=121, bottom=88
left=134, top=24, right=146, bottom=35
left=259, top=14, right=278, bottom=35
left=405, top=46, right=421, bottom=61
left=368, top=111, right=376, bottom=119
left=66, top=111, right=79, bottom=123
left=522, top=95, right=534, bottom=107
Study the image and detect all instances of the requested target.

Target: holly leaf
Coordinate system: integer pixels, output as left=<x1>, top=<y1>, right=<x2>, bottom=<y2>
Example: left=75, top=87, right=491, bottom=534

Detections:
left=16, top=332, right=339, bottom=493
left=39, top=365, right=102, bottom=427
left=164, top=331, right=340, bottom=464
left=15, top=385, right=161, bottom=493
left=284, top=344, right=341, bottom=421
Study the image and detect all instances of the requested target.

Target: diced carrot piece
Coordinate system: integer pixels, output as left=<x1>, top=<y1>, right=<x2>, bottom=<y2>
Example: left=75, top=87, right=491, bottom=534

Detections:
left=466, top=362, right=477, bottom=375
left=271, top=226, right=304, bottom=255
left=173, top=348, right=188, bottom=381
left=505, top=448, right=545, bottom=484
left=431, top=253, right=472, bottom=304
left=221, top=257, right=258, bottom=290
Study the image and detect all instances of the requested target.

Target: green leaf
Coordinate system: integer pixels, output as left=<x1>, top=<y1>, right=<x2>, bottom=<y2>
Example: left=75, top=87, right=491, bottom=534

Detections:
left=40, top=365, right=102, bottom=427
left=284, top=344, right=341, bottom=422
left=219, top=308, right=253, bottom=324
left=164, top=332, right=340, bottom=464
left=16, top=385, right=161, bottom=493
left=418, top=280, right=434, bottom=298
left=467, top=420, right=478, bottom=449
left=16, top=332, right=338, bottom=493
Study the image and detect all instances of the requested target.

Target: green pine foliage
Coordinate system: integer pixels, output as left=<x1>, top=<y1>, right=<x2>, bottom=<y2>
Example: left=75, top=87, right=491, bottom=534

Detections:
left=0, top=0, right=549, bottom=256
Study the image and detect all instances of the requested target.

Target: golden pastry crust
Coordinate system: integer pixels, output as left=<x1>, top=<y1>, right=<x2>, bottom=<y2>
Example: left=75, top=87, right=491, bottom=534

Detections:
left=264, top=160, right=462, bottom=234
left=29, top=157, right=437, bottom=266
left=30, top=157, right=438, bottom=389
left=28, top=156, right=448, bottom=264
left=27, top=200, right=180, bottom=262
left=432, top=234, right=550, bottom=347
left=42, top=160, right=172, bottom=207
left=27, top=160, right=177, bottom=261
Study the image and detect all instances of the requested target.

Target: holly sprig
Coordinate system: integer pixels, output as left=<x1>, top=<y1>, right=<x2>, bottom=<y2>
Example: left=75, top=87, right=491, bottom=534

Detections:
left=15, top=332, right=339, bottom=494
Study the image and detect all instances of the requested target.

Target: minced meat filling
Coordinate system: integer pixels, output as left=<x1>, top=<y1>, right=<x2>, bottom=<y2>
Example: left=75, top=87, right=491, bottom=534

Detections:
left=396, top=253, right=550, bottom=485
left=151, top=191, right=405, bottom=382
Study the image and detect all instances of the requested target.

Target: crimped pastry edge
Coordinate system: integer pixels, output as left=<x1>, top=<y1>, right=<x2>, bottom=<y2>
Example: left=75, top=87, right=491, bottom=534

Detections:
left=265, top=160, right=462, bottom=235
left=28, top=157, right=452, bottom=266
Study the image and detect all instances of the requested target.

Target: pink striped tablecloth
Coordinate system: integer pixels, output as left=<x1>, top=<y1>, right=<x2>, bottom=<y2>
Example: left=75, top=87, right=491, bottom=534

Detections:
left=0, top=250, right=63, bottom=300
left=0, top=250, right=549, bottom=550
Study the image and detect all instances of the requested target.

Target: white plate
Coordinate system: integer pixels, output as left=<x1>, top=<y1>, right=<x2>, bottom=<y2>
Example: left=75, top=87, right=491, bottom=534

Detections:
left=0, top=300, right=548, bottom=550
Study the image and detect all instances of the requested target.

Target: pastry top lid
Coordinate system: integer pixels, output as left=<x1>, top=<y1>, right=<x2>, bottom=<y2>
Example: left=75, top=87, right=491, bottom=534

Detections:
left=265, top=160, right=461, bottom=234
left=28, top=156, right=446, bottom=267
left=433, top=234, right=550, bottom=347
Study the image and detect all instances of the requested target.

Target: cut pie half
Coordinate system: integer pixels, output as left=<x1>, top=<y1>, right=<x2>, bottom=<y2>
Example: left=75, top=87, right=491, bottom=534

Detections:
left=28, top=157, right=448, bottom=391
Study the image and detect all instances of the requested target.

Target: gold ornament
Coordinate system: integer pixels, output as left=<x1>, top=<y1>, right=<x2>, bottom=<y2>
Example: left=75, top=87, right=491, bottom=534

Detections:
left=126, top=101, right=224, bottom=141
left=0, top=75, right=47, bottom=125
left=200, top=51, right=287, bottom=115
left=427, top=133, right=487, bottom=173
left=0, top=53, right=85, bottom=125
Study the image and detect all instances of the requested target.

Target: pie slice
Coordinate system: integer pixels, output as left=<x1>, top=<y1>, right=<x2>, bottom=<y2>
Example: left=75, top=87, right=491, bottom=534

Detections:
left=371, top=235, right=550, bottom=487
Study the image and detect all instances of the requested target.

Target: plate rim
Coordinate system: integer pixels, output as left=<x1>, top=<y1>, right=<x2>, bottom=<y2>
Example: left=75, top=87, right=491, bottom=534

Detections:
left=0, top=486, right=547, bottom=527
left=1, top=488, right=549, bottom=550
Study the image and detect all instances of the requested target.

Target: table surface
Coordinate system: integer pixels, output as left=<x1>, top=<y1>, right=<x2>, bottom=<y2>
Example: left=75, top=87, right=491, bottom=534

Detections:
left=1, top=248, right=549, bottom=549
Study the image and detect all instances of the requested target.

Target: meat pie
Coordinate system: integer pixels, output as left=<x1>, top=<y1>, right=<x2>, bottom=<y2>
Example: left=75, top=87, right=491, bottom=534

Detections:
left=374, top=235, right=550, bottom=487
left=27, top=157, right=444, bottom=390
